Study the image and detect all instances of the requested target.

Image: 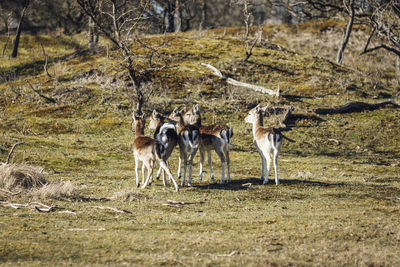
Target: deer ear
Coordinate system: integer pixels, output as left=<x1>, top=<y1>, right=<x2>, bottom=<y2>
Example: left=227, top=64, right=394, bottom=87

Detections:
left=255, top=104, right=261, bottom=112
left=193, top=104, right=199, bottom=113
left=152, top=109, right=157, bottom=117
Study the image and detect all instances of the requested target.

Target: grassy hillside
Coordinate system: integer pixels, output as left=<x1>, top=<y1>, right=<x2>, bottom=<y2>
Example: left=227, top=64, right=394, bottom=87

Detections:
left=1, top=21, right=400, bottom=266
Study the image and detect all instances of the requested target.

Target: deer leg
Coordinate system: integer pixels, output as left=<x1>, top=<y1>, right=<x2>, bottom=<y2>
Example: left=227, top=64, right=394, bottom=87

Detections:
left=215, top=149, right=226, bottom=184
left=182, top=155, right=187, bottom=187
left=159, top=160, right=179, bottom=192
left=273, top=149, right=280, bottom=185
left=134, top=156, right=140, bottom=187
left=156, top=166, right=162, bottom=180
left=141, top=160, right=153, bottom=189
left=164, top=161, right=170, bottom=185
left=188, top=147, right=198, bottom=187
left=177, top=151, right=182, bottom=179
left=141, top=162, right=146, bottom=185
left=207, top=150, right=214, bottom=180
left=254, top=140, right=265, bottom=180
left=198, top=148, right=205, bottom=181
left=225, top=148, right=231, bottom=183
left=260, top=154, right=267, bottom=180
left=263, top=152, right=271, bottom=185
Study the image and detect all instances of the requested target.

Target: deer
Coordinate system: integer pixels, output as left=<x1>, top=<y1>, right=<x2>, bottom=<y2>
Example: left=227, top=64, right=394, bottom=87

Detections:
left=132, top=110, right=179, bottom=192
left=168, top=107, right=200, bottom=187
left=244, top=104, right=294, bottom=185
left=148, top=109, right=179, bottom=181
left=183, top=104, right=233, bottom=184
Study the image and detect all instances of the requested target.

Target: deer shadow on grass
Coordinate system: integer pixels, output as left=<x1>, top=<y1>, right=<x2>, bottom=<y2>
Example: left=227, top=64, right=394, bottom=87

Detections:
left=192, top=177, right=350, bottom=191
left=192, top=177, right=262, bottom=191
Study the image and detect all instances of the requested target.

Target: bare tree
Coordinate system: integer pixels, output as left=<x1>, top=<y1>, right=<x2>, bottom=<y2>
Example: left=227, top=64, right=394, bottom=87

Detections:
left=77, top=0, right=170, bottom=113
left=1, top=12, right=12, bottom=58
left=10, top=0, right=30, bottom=58
left=275, top=0, right=400, bottom=65
left=199, top=0, right=207, bottom=30
left=88, top=16, right=99, bottom=49
left=175, top=0, right=182, bottom=32
left=234, top=0, right=261, bottom=62
left=360, top=0, right=400, bottom=58
left=337, top=0, right=355, bottom=64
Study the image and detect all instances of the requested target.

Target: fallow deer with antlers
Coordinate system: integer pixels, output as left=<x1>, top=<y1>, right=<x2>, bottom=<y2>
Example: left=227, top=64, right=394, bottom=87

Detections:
left=132, top=111, right=179, bottom=191
left=245, top=104, right=294, bottom=185
left=184, top=104, right=233, bottom=184
left=169, top=107, right=200, bottom=187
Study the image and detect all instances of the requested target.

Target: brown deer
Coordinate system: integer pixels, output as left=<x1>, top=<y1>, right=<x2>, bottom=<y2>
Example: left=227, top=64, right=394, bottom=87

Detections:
left=132, top=111, right=179, bottom=191
left=169, top=107, right=200, bottom=187
left=183, top=104, right=233, bottom=184
left=244, top=104, right=294, bottom=185
left=148, top=109, right=179, bottom=181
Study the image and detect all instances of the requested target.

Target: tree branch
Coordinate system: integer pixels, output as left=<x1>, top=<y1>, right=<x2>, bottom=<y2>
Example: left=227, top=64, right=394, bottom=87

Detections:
left=361, top=44, right=400, bottom=57
left=201, top=63, right=280, bottom=96
left=5, top=142, right=25, bottom=165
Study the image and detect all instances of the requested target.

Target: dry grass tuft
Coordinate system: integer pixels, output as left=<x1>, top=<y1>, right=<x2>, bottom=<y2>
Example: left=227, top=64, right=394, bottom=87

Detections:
left=0, top=163, right=47, bottom=190
left=111, top=190, right=148, bottom=202
left=35, top=181, right=75, bottom=199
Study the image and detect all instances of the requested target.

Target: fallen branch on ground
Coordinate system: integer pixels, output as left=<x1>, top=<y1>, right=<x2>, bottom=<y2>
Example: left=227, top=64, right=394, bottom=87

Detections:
left=0, top=201, right=29, bottom=209
left=27, top=81, right=56, bottom=104
left=198, top=251, right=237, bottom=257
left=161, top=199, right=205, bottom=208
left=0, top=188, right=22, bottom=196
left=315, top=101, right=400, bottom=115
left=90, top=205, right=132, bottom=214
left=67, top=228, right=106, bottom=231
left=201, top=63, right=280, bottom=96
left=0, top=201, right=54, bottom=212
left=58, top=210, right=77, bottom=214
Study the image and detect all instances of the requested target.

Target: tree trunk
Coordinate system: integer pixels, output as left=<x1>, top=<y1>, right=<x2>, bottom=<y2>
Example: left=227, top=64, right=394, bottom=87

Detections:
left=336, top=0, right=354, bottom=64
left=88, top=16, right=94, bottom=49
left=88, top=16, right=98, bottom=49
left=11, top=0, right=30, bottom=58
left=165, top=2, right=175, bottom=32
left=1, top=17, right=11, bottom=58
left=396, top=56, right=400, bottom=86
left=199, top=0, right=207, bottom=30
left=174, top=0, right=182, bottom=32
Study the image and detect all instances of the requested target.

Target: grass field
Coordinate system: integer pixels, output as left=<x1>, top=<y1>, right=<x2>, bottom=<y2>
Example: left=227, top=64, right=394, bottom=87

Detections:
left=1, top=20, right=400, bottom=266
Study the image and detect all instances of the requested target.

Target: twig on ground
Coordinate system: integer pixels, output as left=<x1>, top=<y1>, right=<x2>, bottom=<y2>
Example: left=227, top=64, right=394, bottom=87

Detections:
left=90, top=205, right=132, bottom=214
left=161, top=199, right=206, bottom=208
left=27, top=81, right=56, bottom=104
left=58, top=210, right=77, bottom=214
left=198, top=251, right=238, bottom=257
left=67, top=228, right=106, bottom=231
left=0, top=188, right=22, bottom=196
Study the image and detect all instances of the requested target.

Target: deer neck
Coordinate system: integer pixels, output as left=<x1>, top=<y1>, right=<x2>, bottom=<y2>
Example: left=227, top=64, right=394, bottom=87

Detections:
left=135, top=121, right=145, bottom=137
left=193, top=116, right=202, bottom=128
left=253, top=113, right=264, bottom=137
left=176, top=114, right=186, bottom=132
left=154, top=118, right=164, bottom=135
